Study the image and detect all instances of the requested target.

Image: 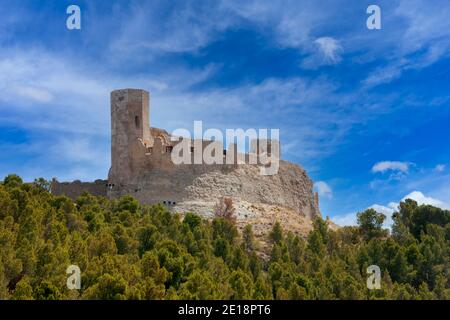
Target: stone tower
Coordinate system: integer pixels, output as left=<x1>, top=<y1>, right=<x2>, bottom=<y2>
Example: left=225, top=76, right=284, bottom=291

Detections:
left=108, top=89, right=150, bottom=186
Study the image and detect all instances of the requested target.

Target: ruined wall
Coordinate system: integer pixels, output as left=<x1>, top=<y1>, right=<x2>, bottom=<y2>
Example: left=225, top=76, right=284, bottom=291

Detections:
left=108, top=159, right=320, bottom=220
left=51, top=179, right=108, bottom=199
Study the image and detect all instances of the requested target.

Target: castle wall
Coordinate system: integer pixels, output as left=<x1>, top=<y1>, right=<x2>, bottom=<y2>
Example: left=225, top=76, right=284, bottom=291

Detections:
left=51, top=179, right=108, bottom=199
left=108, top=160, right=320, bottom=220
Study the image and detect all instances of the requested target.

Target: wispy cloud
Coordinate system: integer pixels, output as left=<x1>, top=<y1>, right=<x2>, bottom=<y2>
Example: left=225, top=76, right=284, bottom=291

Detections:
left=362, top=0, right=450, bottom=87
left=371, top=161, right=411, bottom=174
left=109, top=1, right=239, bottom=56
left=300, top=37, right=343, bottom=69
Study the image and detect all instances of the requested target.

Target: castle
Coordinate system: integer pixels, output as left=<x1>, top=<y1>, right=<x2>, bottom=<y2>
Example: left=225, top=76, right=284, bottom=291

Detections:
left=52, top=89, right=322, bottom=238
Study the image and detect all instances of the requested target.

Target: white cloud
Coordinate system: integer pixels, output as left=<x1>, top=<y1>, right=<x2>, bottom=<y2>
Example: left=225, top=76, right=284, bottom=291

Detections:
left=332, top=212, right=357, bottom=227
left=363, top=61, right=406, bottom=87
left=362, top=0, right=450, bottom=87
left=315, top=37, right=343, bottom=64
left=402, top=191, right=449, bottom=209
left=222, top=0, right=329, bottom=49
left=51, top=138, right=108, bottom=164
left=107, top=1, right=343, bottom=66
left=434, top=164, right=445, bottom=172
left=223, top=0, right=450, bottom=80
left=334, top=190, right=449, bottom=228
left=13, top=85, right=54, bottom=103
left=301, top=37, right=343, bottom=69
left=372, top=161, right=410, bottom=174
left=333, top=205, right=394, bottom=228
left=365, top=191, right=449, bottom=228
left=388, top=202, right=399, bottom=210
left=368, top=204, right=394, bottom=229
left=369, top=204, right=395, bottom=216
left=395, top=0, right=450, bottom=55
left=109, top=1, right=239, bottom=55
left=314, top=181, right=333, bottom=198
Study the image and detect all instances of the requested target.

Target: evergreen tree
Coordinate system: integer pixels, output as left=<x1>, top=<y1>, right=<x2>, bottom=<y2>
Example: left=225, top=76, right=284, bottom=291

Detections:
left=357, top=209, right=388, bottom=241
left=0, top=174, right=448, bottom=301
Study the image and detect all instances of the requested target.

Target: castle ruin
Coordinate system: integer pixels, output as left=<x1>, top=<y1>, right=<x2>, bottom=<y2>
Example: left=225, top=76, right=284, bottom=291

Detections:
left=52, top=88, right=322, bottom=238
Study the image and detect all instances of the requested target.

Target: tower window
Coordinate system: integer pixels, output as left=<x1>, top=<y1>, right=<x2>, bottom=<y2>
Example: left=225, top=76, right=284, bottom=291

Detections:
left=135, top=116, right=140, bottom=128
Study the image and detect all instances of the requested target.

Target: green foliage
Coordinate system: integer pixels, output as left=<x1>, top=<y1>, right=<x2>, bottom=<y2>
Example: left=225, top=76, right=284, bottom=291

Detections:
left=83, top=273, right=128, bottom=300
left=12, top=276, right=33, bottom=300
left=243, top=224, right=256, bottom=252
left=357, top=208, right=388, bottom=240
left=2, top=174, right=23, bottom=188
left=307, top=217, right=329, bottom=255
left=269, top=221, right=283, bottom=244
left=33, top=178, right=51, bottom=192
left=394, top=199, right=450, bottom=240
left=116, top=195, right=139, bottom=214
left=0, top=174, right=448, bottom=300
left=229, top=270, right=254, bottom=299
left=183, top=213, right=202, bottom=230
left=212, top=217, right=238, bottom=243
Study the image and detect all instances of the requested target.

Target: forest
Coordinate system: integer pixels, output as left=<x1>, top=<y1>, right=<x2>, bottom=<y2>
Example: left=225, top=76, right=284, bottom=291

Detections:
left=0, top=174, right=448, bottom=300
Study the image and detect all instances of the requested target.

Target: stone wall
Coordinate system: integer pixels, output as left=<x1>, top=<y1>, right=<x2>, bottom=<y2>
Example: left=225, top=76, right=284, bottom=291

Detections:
left=51, top=179, right=108, bottom=199
left=108, top=159, right=320, bottom=220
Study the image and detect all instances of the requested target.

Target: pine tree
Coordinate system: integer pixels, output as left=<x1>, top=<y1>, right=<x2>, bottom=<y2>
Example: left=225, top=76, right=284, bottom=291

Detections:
left=270, top=221, right=283, bottom=244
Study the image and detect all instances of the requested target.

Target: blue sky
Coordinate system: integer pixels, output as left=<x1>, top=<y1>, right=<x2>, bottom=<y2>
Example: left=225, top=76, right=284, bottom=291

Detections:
left=0, top=0, right=449, bottom=226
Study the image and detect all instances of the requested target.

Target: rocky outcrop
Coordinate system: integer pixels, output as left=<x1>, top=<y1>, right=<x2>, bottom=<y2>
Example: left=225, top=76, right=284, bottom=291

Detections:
left=104, top=159, right=321, bottom=242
